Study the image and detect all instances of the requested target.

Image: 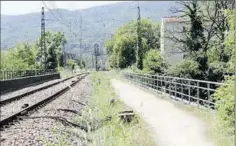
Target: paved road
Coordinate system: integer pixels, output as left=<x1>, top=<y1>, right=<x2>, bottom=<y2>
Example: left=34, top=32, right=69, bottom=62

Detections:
left=111, top=79, right=215, bottom=146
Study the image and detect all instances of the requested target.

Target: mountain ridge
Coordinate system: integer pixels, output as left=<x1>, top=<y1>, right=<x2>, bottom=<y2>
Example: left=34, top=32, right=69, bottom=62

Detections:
left=1, top=1, right=176, bottom=52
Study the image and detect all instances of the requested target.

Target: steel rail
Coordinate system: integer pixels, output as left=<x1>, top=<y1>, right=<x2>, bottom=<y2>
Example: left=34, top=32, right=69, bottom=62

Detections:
left=0, top=73, right=89, bottom=129
left=0, top=73, right=84, bottom=106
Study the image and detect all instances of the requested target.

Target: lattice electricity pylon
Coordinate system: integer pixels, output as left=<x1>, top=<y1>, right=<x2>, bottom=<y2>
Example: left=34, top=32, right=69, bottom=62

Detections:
left=41, top=6, right=46, bottom=69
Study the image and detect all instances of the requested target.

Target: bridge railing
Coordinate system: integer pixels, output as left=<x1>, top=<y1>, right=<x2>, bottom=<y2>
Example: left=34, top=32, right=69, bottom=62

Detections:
left=122, top=72, right=224, bottom=109
left=0, top=69, right=57, bottom=81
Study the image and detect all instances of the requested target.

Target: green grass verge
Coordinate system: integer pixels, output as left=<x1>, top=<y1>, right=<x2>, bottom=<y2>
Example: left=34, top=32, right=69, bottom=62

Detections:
left=74, top=71, right=155, bottom=146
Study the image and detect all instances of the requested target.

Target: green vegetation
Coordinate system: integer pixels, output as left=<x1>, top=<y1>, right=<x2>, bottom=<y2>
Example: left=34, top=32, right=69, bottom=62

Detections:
left=167, top=59, right=200, bottom=79
left=143, top=49, right=167, bottom=74
left=1, top=31, right=79, bottom=74
left=1, top=43, right=39, bottom=70
left=212, top=77, right=235, bottom=135
left=210, top=10, right=235, bottom=143
left=106, top=19, right=160, bottom=70
left=66, top=59, right=75, bottom=70
left=35, top=31, right=67, bottom=70
left=73, top=72, right=154, bottom=146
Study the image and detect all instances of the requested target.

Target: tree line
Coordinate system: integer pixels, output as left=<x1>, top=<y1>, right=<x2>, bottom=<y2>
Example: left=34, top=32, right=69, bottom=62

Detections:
left=1, top=31, right=84, bottom=71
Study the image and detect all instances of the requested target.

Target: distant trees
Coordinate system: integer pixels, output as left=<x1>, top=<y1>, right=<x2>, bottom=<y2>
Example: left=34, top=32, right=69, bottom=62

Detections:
left=36, top=31, right=67, bottom=70
left=105, top=19, right=160, bottom=69
left=1, top=31, right=67, bottom=71
left=1, top=43, right=38, bottom=70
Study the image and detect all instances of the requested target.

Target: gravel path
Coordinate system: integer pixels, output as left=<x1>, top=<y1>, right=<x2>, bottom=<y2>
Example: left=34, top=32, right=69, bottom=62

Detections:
left=0, top=77, right=77, bottom=120
left=0, top=76, right=92, bottom=146
left=111, top=79, right=215, bottom=146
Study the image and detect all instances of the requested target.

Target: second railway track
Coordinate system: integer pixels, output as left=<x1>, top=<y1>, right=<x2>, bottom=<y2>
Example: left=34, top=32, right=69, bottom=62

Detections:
left=0, top=72, right=89, bottom=129
left=0, top=74, right=78, bottom=106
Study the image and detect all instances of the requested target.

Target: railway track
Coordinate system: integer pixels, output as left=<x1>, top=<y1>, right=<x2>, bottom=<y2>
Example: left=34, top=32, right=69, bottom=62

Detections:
left=0, top=74, right=76, bottom=106
left=0, top=72, right=89, bottom=129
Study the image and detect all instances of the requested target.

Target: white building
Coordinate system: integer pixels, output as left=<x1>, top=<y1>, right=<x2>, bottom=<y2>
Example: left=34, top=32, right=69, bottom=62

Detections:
left=160, top=16, right=186, bottom=66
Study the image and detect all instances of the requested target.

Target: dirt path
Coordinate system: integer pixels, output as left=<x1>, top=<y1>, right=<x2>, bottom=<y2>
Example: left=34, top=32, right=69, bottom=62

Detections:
left=111, top=79, right=215, bottom=146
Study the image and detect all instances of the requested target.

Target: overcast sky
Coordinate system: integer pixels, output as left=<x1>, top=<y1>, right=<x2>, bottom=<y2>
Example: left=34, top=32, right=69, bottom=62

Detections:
left=1, top=1, right=124, bottom=15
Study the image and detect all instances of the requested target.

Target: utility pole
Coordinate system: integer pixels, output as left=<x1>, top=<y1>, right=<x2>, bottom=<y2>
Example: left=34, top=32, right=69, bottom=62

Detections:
left=136, top=1, right=142, bottom=70
left=234, top=0, right=236, bottom=143
left=41, top=6, right=46, bottom=70
left=92, top=53, right=94, bottom=69
left=62, top=32, right=66, bottom=67
left=79, top=12, right=83, bottom=66
left=94, top=44, right=99, bottom=71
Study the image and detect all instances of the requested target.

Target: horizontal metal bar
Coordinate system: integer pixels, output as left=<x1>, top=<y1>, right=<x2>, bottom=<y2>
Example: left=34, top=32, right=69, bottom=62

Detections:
left=125, top=72, right=224, bottom=85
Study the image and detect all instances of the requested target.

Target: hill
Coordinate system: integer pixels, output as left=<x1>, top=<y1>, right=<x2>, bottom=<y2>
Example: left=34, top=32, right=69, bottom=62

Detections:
left=1, top=1, right=175, bottom=53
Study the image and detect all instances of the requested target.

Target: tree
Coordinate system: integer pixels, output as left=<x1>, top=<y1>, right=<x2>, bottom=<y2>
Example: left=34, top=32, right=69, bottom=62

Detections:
left=224, top=10, right=235, bottom=73
left=1, top=43, right=38, bottom=70
left=168, top=1, right=235, bottom=81
left=36, top=31, right=67, bottom=70
left=168, top=1, right=208, bottom=80
left=46, top=45, right=58, bottom=69
left=200, top=1, right=235, bottom=62
left=66, top=59, right=75, bottom=70
left=105, top=19, right=160, bottom=69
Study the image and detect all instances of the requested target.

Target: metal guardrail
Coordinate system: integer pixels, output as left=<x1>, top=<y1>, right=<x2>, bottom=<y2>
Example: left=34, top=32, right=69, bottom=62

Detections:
left=123, top=72, right=224, bottom=109
left=0, top=69, right=57, bottom=81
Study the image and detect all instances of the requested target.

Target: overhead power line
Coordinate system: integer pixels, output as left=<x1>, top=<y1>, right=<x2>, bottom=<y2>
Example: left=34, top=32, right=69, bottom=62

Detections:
left=42, top=1, right=79, bottom=38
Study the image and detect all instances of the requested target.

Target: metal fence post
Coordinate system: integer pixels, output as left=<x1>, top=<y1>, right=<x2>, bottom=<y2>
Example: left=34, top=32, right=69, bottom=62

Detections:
left=181, top=79, right=183, bottom=102
left=156, top=76, right=159, bottom=91
left=161, top=76, right=163, bottom=92
left=207, top=83, right=210, bottom=109
left=188, top=80, right=191, bottom=104
left=164, top=76, right=166, bottom=94
left=197, top=81, right=199, bottom=107
left=175, top=78, right=177, bottom=98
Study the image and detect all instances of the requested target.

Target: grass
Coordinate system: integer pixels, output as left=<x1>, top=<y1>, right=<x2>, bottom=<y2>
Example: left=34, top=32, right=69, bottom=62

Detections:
left=73, top=71, right=155, bottom=146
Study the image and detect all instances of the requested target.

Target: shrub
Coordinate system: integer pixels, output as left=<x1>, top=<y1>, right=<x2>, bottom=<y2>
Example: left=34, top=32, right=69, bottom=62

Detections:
left=212, top=76, right=235, bottom=135
left=167, top=59, right=200, bottom=78
left=142, top=49, right=168, bottom=75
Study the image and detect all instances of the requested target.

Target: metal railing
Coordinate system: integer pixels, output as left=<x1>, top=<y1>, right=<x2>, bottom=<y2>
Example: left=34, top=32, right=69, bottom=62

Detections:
left=0, top=69, right=57, bottom=81
left=123, top=72, right=224, bottom=109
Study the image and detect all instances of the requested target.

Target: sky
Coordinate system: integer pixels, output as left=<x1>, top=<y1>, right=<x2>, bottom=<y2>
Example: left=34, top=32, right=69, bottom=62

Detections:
left=1, top=1, right=124, bottom=15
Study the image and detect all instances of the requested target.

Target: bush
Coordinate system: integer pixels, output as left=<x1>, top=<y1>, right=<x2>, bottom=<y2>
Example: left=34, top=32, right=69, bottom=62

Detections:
left=66, top=59, right=75, bottom=69
left=212, top=76, right=235, bottom=135
left=167, top=59, right=200, bottom=78
left=207, top=61, right=227, bottom=82
left=142, top=49, right=168, bottom=75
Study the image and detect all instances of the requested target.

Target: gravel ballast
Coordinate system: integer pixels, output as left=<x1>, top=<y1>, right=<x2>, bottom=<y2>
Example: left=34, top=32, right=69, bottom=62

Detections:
left=1, top=79, right=62, bottom=101
left=0, top=76, right=92, bottom=146
left=0, top=77, right=77, bottom=120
